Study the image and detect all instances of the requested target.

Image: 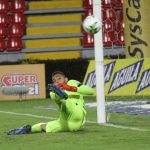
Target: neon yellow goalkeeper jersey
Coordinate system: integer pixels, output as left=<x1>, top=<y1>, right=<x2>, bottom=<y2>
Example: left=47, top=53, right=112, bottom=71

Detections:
left=49, top=80, right=94, bottom=132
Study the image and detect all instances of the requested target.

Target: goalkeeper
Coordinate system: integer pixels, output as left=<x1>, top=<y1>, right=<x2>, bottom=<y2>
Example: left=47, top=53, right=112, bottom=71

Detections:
left=7, top=71, right=94, bottom=135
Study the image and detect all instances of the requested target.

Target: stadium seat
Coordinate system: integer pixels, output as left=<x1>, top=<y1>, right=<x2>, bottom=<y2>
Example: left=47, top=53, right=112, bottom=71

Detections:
left=0, top=13, right=8, bottom=26
left=116, top=10, right=124, bottom=31
left=7, top=37, right=23, bottom=51
left=8, top=23, right=24, bottom=37
left=102, top=0, right=114, bottom=8
left=0, top=0, right=9, bottom=13
left=0, top=25, right=6, bottom=38
left=83, top=0, right=93, bottom=9
left=103, top=31, right=115, bottom=46
left=118, top=10, right=123, bottom=21
left=10, top=13, right=26, bottom=26
left=10, top=0, right=26, bottom=13
left=84, top=8, right=93, bottom=18
left=102, top=8, right=116, bottom=21
left=116, top=31, right=125, bottom=46
left=116, top=19, right=124, bottom=32
left=82, top=32, right=94, bottom=47
left=103, top=19, right=114, bottom=32
left=0, top=38, right=6, bottom=51
left=114, top=0, right=123, bottom=8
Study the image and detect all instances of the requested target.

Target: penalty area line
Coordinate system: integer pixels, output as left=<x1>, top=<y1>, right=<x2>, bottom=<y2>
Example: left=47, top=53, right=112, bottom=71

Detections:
left=0, top=110, right=147, bottom=132
left=0, top=110, right=55, bottom=120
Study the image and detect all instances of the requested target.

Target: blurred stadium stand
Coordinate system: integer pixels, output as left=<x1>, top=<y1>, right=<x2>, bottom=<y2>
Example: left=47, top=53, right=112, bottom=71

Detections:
left=0, top=0, right=125, bottom=62
left=0, top=0, right=9, bottom=13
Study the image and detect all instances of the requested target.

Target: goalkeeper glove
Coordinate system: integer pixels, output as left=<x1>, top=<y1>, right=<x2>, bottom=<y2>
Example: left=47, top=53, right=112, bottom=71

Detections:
left=48, top=84, right=68, bottom=99
left=57, top=83, right=77, bottom=92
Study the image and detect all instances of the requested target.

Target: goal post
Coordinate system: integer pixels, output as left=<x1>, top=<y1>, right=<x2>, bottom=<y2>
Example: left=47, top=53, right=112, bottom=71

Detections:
left=83, top=0, right=150, bottom=126
left=93, top=0, right=106, bottom=123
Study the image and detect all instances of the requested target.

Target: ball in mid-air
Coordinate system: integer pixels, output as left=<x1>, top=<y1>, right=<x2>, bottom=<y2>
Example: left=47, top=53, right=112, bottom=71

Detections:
left=82, top=15, right=101, bottom=34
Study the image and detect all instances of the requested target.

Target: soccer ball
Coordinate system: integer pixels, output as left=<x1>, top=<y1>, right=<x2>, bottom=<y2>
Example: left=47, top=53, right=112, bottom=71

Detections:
left=82, top=15, right=101, bottom=34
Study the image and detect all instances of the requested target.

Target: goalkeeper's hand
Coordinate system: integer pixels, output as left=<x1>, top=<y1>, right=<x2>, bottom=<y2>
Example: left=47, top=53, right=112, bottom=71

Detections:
left=56, top=83, right=77, bottom=92
left=48, top=84, right=68, bottom=99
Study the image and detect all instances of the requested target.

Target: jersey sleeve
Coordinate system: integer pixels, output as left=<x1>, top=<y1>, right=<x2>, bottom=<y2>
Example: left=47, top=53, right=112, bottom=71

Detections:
left=67, top=80, right=94, bottom=95
left=77, top=84, right=94, bottom=95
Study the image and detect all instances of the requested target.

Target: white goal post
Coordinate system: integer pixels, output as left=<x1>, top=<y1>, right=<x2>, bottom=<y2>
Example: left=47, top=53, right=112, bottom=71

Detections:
left=93, top=0, right=106, bottom=123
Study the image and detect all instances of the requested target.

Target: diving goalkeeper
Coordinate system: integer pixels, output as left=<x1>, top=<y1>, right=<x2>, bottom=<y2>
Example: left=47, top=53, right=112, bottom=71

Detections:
left=7, top=71, right=94, bottom=135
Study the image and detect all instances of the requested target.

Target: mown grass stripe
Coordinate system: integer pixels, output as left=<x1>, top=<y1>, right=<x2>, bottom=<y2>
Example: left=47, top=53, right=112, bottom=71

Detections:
left=0, top=110, right=147, bottom=132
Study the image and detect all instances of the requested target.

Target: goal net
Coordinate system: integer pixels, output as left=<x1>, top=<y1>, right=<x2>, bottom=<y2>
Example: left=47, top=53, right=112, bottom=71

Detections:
left=83, top=0, right=150, bottom=125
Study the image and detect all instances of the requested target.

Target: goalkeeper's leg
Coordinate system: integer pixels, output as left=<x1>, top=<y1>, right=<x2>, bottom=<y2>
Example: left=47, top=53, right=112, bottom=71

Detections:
left=7, top=121, right=64, bottom=135
left=32, top=120, right=65, bottom=133
left=46, top=120, right=66, bottom=132
left=31, top=123, right=46, bottom=133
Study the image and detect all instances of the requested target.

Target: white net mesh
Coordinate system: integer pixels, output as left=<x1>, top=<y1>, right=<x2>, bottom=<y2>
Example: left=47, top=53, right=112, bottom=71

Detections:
left=83, top=0, right=150, bottom=123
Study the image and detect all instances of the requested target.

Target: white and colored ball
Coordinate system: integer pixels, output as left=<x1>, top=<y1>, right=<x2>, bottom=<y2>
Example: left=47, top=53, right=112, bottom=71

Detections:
left=82, top=15, right=101, bottom=34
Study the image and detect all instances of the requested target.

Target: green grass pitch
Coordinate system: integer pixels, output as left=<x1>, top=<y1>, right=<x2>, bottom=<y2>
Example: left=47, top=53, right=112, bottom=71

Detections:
left=0, top=97, right=150, bottom=150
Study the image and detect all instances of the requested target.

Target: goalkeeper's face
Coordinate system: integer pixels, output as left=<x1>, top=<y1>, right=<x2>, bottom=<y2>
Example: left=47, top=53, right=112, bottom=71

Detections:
left=52, top=73, right=68, bottom=85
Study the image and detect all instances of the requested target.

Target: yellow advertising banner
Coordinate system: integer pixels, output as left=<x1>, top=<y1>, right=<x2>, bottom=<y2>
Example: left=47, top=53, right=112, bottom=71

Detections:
left=0, top=64, right=46, bottom=100
left=84, top=58, right=150, bottom=96
left=123, top=0, right=150, bottom=58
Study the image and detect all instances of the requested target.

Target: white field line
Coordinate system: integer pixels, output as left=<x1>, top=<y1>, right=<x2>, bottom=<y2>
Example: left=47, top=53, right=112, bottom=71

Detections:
left=0, top=110, right=55, bottom=120
left=0, top=110, right=147, bottom=132
left=103, top=123, right=147, bottom=131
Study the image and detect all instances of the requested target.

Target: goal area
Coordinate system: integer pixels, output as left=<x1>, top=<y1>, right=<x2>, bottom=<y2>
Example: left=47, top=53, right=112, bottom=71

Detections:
left=84, top=0, right=150, bottom=124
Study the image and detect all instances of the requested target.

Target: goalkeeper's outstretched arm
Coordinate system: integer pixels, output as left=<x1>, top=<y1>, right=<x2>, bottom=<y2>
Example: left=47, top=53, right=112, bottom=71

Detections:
left=76, top=84, right=94, bottom=95
left=57, top=82, right=94, bottom=95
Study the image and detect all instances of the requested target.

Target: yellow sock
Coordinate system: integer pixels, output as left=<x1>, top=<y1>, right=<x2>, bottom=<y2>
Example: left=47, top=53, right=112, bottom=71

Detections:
left=31, top=123, right=43, bottom=133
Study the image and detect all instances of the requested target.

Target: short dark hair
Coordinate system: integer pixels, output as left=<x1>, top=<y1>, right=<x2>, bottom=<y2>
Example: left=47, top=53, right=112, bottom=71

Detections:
left=51, top=71, right=65, bottom=78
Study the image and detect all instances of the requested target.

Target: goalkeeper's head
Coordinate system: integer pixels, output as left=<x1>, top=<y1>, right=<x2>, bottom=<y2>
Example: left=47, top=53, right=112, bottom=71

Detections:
left=52, top=71, right=68, bottom=85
